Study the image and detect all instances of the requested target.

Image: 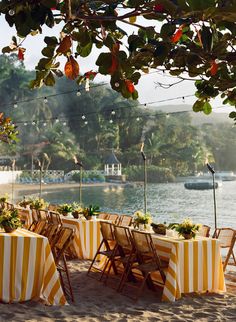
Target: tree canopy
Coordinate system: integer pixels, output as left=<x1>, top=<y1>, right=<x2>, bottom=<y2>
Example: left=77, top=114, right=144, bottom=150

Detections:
left=0, top=0, right=236, bottom=119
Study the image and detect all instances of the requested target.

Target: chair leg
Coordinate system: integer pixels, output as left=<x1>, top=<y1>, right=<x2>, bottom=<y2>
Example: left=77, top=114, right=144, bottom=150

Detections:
left=87, top=241, right=104, bottom=276
left=62, top=255, right=74, bottom=302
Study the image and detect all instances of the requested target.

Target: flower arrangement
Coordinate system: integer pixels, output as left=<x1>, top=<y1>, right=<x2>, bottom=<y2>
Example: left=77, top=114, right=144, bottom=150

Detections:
left=57, top=203, right=73, bottom=216
left=173, top=218, right=200, bottom=239
left=71, top=202, right=84, bottom=219
left=18, top=197, right=31, bottom=208
left=29, top=197, right=48, bottom=210
left=0, top=193, right=9, bottom=203
left=133, top=210, right=152, bottom=229
left=83, top=205, right=100, bottom=220
left=0, top=208, right=22, bottom=232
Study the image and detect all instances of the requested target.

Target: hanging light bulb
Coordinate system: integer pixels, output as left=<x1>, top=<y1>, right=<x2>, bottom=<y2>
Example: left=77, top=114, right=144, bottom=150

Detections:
left=44, top=97, right=48, bottom=103
left=43, top=122, right=47, bottom=127
left=166, top=113, right=170, bottom=119
left=63, top=121, right=67, bottom=126
left=84, top=121, right=88, bottom=125
left=182, top=96, right=185, bottom=103
left=136, top=117, right=140, bottom=121
left=8, top=9, right=15, bottom=16
left=82, top=115, right=86, bottom=120
left=114, top=82, right=120, bottom=88
left=24, top=122, right=27, bottom=126
left=76, top=90, right=81, bottom=97
left=144, top=103, right=147, bottom=109
left=85, top=78, right=90, bottom=92
left=55, top=118, right=59, bottom=123
left=32, top=120, right=36, bottom=125
left=109, top=119, right=113, bottom=124
left=111, top=110, right=115, bottom=115
left=13, top=103, right=18, bottom=108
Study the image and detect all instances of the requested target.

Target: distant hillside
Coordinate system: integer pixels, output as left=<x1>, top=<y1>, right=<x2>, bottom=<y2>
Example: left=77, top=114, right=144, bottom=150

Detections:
left=146, top=104, right=232, bottom=126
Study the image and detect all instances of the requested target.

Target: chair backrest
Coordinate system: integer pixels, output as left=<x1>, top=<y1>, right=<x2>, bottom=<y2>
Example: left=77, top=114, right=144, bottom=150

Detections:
left=31, top=208, right=39, bottom=222
left=216, top=228, right=236, bottom=248
left=106, top=213, right=119, bottom=224
left=198, top=224, right=211, bottom=237
left=118, top=215, right=132, bottom=227
left=131, top=230, right=153, bottom=255
left=49, top=211, right=62, bottom=225
left=43, top=223, right=61, bottom=245
left=14, top=207, right=31, bottom=228
left=32, top=220, right=47, bottom=235
left=98, top=213, right=108, bottom=220
left=52, top=227, right=74, bottom=264
left=113, top=225, right=133, bottom=251
left=38, top=209, right=49, bottom=221
left=100, top=221, right=115, bottom=241
left=48, top=204, right=58, bottom=212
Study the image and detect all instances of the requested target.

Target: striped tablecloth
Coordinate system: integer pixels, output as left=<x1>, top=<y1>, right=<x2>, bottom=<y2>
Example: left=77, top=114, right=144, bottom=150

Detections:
left=0, top=228, right=66, bottom=305
left=152, top=235, right=226, bottom=301
left=62, top=218, right=102, bottom=259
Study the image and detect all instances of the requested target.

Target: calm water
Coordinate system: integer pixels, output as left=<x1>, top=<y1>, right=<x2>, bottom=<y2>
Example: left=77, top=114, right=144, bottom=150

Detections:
left=18, top=181, right=236, bottom=228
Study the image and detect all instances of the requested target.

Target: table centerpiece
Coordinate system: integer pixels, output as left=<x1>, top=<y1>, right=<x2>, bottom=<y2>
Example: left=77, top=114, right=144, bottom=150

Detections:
left=173, top=218, right=200, bottom=239
left=0, top=208, right=22, bottom=233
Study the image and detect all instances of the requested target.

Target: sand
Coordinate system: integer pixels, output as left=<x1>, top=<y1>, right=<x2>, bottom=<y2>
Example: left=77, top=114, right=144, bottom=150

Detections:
left=0, top=260, right=235, bottom=322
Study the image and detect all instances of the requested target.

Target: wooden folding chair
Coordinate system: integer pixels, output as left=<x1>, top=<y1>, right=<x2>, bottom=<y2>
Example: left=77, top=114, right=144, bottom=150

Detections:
left=87, top=221, right=118, bottom=280
left=51, top=227, right=75, bottom=302
left=214, top=228, right=236, bottom=271
left=105, top=225, right=136, bottom=290
left=124, top=230, right=168, bottom=301
left=31, top=220, right=47, bottom=235
left=118, top=215, right=132, bottom=227
left=42, top=223, right=60, bottom=245
left=14, top=207, right=32, bottom=228
left=106, top=213, right=119, bottom=224
left=49, top=211, right=62, bottom=225
left=198, top=225, right=211, bottom=237
left=38, top=209, right=49, bottom=221
left=98, top=213, right=108, bottom=220
left=31, top=208, right=40, bottom=222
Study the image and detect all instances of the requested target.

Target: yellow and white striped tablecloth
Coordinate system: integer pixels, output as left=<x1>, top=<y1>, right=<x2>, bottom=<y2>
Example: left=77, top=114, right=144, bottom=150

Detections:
left=0, top=228, right=66, bottom=305
left=62, top=218, right=102, bottom=259
left=151, top=235, right=226, bottom=301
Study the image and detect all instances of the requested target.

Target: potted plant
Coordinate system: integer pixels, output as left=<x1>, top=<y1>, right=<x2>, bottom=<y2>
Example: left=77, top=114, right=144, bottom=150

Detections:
left=133, top=210, right=152, bottom=230
left=57, top=203, right=73, bottom=216
left=0, top=193, right=9, bottom=208
left=0, top=208, right=22, bottom=233
left=173, top=219, right=200, bottom=239
left=71, top=202, right=84, bottom=219
left=29, top=197, right=48, bottom=210
left=83, top=205, right=100, bottom=220
left=18, top=197, right=31, bottom=208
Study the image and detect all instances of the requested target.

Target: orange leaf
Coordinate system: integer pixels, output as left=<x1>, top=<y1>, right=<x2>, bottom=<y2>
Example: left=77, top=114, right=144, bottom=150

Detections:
left=125, top=80, right=135, bottom=93
left=18, top=47, right=25, bottom=60
left=56, top=35, right=72, bottom=54
left=210, top=60, right=218, bottom=76
left=84, top=70, right=97, bottom=80
left=64, top=56, right=79, bottom=80
left=171, top=28, right=183, bottom=43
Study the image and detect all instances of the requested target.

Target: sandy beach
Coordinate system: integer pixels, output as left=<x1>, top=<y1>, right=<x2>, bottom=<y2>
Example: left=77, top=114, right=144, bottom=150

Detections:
left=0, top=260, right=235, bottom=322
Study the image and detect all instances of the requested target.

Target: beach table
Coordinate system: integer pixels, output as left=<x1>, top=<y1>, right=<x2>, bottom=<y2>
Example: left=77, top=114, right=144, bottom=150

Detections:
left=151, top=234, right=226, bottom=301
left=0, top=228, right=66, bottom=305
left=61, top=217, right=102, bottom=259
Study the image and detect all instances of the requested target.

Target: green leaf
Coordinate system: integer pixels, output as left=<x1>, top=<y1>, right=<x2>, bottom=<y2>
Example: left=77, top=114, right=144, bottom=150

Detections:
left=229, top=111, right=236, bottom=119
left=193, top=100, right=205, bottom=112
left=44, top=36, right=58, bottom=46
left=203, top=101, right=212, bottom=115
left=44, top=71, right=55, bottom=86
left=76, top=42, right=93, bottom=58
left=41, top=46, right=55, bottom=57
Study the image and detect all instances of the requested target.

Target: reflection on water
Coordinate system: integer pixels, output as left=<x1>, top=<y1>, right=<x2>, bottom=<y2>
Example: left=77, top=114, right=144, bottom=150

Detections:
left=18, top=181, right=236, bottom=228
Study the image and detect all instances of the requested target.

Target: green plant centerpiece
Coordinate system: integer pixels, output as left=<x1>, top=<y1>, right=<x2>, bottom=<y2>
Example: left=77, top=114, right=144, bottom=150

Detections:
left=26, top=197, right=48, bottom=210
left=0, top=208, right=22, bottom=233
left=173, top=219, right=200, bottom=240
left=83, top=205, right=100, bottom=220
left=71, top=202, right=84, bottom=219
left=57, top=203, right=73, bottom=216
left=133, top=210, right=152, bottom=230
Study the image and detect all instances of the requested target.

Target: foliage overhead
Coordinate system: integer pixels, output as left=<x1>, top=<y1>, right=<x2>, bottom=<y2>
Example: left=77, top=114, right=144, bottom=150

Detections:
left=1, top=1, right=236, bottom=119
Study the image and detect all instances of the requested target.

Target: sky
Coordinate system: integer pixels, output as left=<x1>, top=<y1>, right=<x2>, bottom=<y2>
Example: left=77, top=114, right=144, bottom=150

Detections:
left=0, top=15, right=232, bottom=113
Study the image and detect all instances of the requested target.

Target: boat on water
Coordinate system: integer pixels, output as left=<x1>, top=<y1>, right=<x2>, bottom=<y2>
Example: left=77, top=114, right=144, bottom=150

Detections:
left=215, top=171, right=236, bottom=181
left=184, top=180, right=222, bottom=190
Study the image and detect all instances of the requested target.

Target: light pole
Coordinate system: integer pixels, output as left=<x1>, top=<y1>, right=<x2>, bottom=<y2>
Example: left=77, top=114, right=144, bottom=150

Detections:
left=11, top=159, right=16, bottom=204
left=206, top=163, right=217, bottom=229
left=73, top=156, right=83, bottom=205
left=37, top=159, right=42, bottom=199
left=140, top=143, right=147, bottom=214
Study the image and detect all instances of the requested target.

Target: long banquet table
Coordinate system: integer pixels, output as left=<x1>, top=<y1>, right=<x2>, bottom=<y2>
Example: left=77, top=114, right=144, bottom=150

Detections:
left=151, top=234, right=226, bottom=301
left=61, top=217, right=102, bottom=259
left=0, top=228, right=66, bottom=305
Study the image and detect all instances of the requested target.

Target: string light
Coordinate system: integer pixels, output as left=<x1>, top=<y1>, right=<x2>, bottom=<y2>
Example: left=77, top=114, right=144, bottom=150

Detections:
left=111, top=110, right=115, bottom=115
left=166, top=113, right=170, bottom=118
left=55, top=118, right=59, bottom=123
left=136, top=117, right=140, bottom=121
left=82, top=115, right=86, bottom=120
left=32, top=120, right=36, bottom=125
left=84, top=121, right=88, bottom=125
left=13, top=103, right=18, bottom=108
left=43, top=122, right=47, bottom=127
left=8, top=9, right=15, bottom=16
left=44, top=97, right=48, bottom=103
left=114, top=82, right=120, bottom=88
left=63, top=121, right=67, bottom=126
left=182, top=96, right=185, bottom=103
left=109, top=119, right=113, bottom=123
left=76, top=90, right=81, bottom=97
left=24, top=122, right=27, bottom=126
